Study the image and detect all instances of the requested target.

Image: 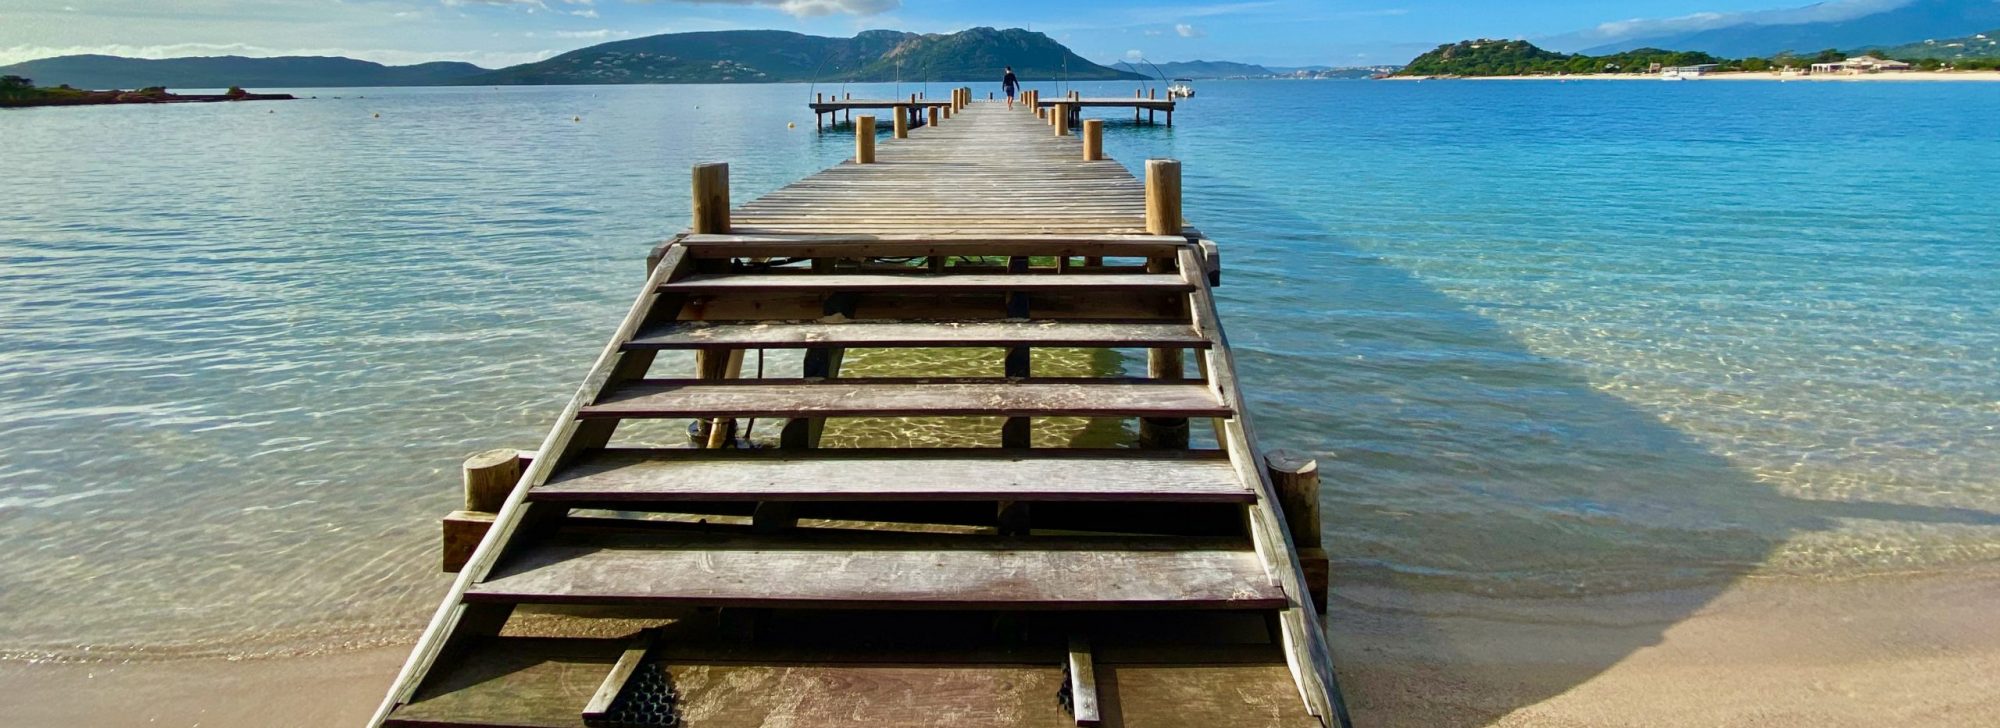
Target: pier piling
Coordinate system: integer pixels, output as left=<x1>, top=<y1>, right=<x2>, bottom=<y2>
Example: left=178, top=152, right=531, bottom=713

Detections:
left=855, top=115, right=876, bottom=163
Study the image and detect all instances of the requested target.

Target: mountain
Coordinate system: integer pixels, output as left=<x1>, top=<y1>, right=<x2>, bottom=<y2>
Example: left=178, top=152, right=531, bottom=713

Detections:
left=1111, top=60, right=1276, bottom=79
left=0, top=54, right=488, bottom=90
left=1582, top=0, right=2000, bottom=57
left=471, top=27, right=1143, bottom=85
left=1869, top=27, right=2000, bottom=58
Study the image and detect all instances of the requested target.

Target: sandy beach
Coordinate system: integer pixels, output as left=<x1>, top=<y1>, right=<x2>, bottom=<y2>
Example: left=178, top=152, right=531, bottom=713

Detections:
left=4, top=572, right=1995, bottom=727
left=1389, top=70, right=2000, bottom=82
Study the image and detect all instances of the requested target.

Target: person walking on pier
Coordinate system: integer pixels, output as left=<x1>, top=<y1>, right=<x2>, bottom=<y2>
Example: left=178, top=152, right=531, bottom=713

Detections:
left=1002, top=66, right=1020, bottom=109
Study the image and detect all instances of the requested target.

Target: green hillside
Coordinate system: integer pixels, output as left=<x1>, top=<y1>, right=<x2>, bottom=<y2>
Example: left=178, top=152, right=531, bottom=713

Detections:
left=1397, top=39, right=1727, bottom=76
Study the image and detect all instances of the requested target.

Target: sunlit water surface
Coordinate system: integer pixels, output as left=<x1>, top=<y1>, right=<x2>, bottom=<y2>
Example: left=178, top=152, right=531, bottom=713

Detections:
left=2, top=80, right=1996, bottom=659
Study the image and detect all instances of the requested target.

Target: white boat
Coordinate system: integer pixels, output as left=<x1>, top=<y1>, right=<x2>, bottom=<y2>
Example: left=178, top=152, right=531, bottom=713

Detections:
left=1168, top=78, right=1196, bottom=98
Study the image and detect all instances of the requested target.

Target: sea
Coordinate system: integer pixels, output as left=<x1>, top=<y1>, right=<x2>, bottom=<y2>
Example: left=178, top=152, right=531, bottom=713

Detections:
left=2, top=79, right=1996, bottom=660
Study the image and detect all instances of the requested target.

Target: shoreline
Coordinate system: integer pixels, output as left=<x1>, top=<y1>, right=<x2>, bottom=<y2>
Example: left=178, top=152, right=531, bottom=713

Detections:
left=1386, top=70, right=2000, bottom=82
left=4, top=571, right=1995, bottom=727
left=0, top=89, right=294, bottom=109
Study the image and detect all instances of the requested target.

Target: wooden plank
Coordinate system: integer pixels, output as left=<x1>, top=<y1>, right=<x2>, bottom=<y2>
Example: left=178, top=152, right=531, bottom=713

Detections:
left=1068, top=635, right=1101, bottom=727
left=579, top=379, right=1231, bottom=420
left=466, top=535, right=1284, bottom=610
left=533, top=448, right=1253, bottom=504
left=678, top=233, right=1189, bottom=259
left=626, top=320, right=1209, bottom=350
left=661, top=273, right=1192, bottom=295
left=579, top=629, right=656, bottom=719
left=677, top=290, right=1187, bottom=322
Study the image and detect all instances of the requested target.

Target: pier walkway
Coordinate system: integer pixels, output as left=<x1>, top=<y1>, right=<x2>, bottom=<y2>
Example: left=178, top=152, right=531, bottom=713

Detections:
left=373, top=91, right=1347, bottom=728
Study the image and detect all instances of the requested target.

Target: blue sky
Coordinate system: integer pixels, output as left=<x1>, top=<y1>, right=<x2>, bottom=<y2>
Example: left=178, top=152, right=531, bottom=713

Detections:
left=0, top=0, right=1912, bottom=69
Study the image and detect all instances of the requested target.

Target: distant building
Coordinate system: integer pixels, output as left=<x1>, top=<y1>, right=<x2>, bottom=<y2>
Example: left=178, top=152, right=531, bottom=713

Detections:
left=1660, top=64, right=1719, bottom=78
left=1812, top=56, right=1915, bottom=74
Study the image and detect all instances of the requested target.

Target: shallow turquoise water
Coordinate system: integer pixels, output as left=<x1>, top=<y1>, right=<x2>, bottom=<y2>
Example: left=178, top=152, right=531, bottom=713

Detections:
left=2, top=80, right=1996, bottom=658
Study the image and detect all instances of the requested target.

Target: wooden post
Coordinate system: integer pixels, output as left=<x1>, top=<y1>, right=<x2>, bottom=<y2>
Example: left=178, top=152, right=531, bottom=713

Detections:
left=942, top=103, right=952, bottom=120
left=1054, top=102, right=1069, bottom=136
left=1266, top=450, right=1329, bottom=612
left=461, top=449, right=521, bottom=512
left=1082, top=119, right=1102, bottom=159
left=929, top=105, right=940, bottom=126
left=855, top=115, right=876, bottom=163
left=1265, top=450, right=1323, bottom=549
left=1148, top=88, right=1157, bottom=124
left=1145, top=159, right=1181, bottom=235
left=444, top=448, right=522, bottom=572
left=692, top=162, right=730, bottom=234
left=1136, top=89, right=1143, bottom=123
left=1140, top=158, right=1187, bottom=450
left=893, top=105, right=908, bottom=139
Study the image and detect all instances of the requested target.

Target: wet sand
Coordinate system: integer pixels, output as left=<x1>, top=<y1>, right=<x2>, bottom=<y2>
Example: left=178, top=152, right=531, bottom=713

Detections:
left=4, top=573, right=1994, bottom=727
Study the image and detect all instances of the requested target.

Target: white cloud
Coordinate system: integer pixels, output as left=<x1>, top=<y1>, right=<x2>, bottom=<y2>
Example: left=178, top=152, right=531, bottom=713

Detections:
left=1125, top=49, right=1144, bottom=61
left=1577, top=0, right=1916, bottom=44
left=632, top=0, right=899, bottom=18
left=1175, top=23, right=1204, bottom=38
left=552, top=29, right=629, bottom=39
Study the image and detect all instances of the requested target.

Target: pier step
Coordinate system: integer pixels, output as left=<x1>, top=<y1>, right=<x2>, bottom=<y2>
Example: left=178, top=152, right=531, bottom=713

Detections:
left=465, top=533, right=1283, bottom=610
left=532, top=448, right=1255, bottom=504
left=625, top=320, right=1210, bottom=350
left=660, top=272, right=1192, bottom=295
left=385, top=636, right=1318, bottom=728
left=579, top=379, right=1230, bottom=420
left=677, top=232, right=1191, bottom=259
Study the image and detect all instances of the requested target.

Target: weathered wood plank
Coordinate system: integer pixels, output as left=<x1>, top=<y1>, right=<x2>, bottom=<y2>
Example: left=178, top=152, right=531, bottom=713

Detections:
left=661, top=273, right=1192, bottom=295
left=626, top=320, right=1209, bottom=350
left=1068, top=635, right=1102, bottom=727
left=678, top=233, right=1189, bottom=259
left=533, top=448, right=1253, bottom=504
left=579, top=629, right=655, bottom=719
left=579, top=379, right=1230, bottom=420
left=466, top=536, right=1284, bottom=610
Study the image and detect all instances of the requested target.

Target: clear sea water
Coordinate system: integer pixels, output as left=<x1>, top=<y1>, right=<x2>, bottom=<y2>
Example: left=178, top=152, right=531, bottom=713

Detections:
left=2, top=80, right=1996, bottom=660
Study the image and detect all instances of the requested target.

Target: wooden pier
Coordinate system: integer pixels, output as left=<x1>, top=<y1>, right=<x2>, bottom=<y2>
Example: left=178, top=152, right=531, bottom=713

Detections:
left=810, top=91, right=956, bottom=132
left=374, top=87, right=1345, bottom=728
left=1030, top=89, right=1177, bottom=127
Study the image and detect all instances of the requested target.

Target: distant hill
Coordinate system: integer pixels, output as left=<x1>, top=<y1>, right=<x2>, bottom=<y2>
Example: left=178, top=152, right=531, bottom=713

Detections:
left=1111, top=60, right=1401, bottom=80
left=1869, top=27, right=2000, bottom=59
left=472, top=27, right=1143, bottom=85
left=1112, top=60, right=1275, bottom=79
left=0, top=54, right=488, bottom=90
left=1397, top=39, right=1724, bottom=77
left=1583, top=0, right=2000, bottom=57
